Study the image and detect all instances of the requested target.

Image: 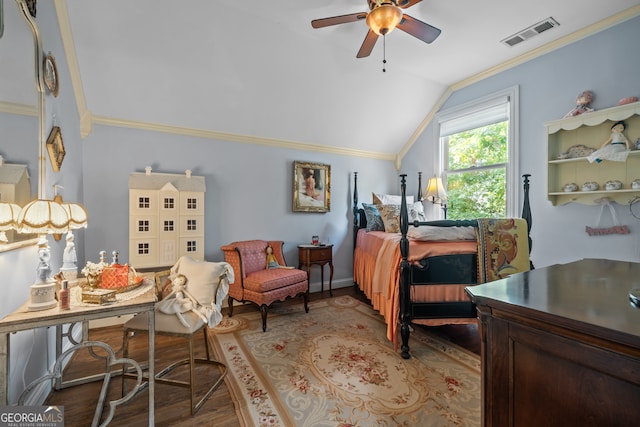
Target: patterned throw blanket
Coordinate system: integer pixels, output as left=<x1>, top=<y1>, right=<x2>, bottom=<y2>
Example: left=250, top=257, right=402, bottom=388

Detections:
left=476, top=218, right=531, bottom=283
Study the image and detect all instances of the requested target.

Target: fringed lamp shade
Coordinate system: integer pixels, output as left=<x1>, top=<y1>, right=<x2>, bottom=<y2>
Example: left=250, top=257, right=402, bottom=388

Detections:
left=16, top=199, right=70, bottom=234
left=423, top=177, right=448, bottom=204
left=0, top=202, right=21, bottom=243
left=62, top=202, right=88, bottom=230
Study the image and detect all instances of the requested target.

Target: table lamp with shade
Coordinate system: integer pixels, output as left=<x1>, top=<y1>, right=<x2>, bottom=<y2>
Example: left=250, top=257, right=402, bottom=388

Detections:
left=16, top=199, right=70, bottom=311
left=423, top=177, right=449, bottom=219
left=0, top=202, right=21, bottom=243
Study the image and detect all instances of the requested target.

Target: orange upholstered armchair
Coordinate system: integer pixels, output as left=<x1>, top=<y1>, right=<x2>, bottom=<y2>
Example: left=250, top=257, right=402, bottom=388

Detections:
left=220, top=240, right=309, bottom=331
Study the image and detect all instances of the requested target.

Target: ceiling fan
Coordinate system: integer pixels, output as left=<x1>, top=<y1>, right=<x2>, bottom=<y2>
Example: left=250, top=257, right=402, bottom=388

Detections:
left=311, top=0, right=442, bottom=58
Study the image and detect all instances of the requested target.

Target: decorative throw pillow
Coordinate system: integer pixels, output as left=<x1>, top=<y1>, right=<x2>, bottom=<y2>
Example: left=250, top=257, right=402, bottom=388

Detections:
left=378, top=203, right=402, bottom=233
left=162, top=256, right=235, bottom=326
left=362, top=203, right=385, bottom=231
left=408, top=201, right=426, bottom=222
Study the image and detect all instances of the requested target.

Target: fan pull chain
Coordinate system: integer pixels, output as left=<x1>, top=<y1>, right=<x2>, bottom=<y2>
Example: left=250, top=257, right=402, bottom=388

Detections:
left=382, top=35, right=387, bottom=72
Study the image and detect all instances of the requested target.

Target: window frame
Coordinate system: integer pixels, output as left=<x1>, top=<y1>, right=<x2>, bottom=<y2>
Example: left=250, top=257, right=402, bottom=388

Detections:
left=434, top=86, right=519, bottom=218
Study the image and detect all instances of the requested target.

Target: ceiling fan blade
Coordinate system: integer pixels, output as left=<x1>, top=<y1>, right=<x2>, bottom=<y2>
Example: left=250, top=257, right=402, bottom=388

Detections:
left=398, top=0, right=423, bottom=9
left=356, top=30, right=379, bottom=58
left=396, top=14, right=441, bottom=44
left=311, top=12, right=367, bottom=29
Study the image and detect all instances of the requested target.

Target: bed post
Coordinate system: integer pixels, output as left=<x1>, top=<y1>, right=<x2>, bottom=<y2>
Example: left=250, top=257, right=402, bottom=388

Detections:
left=398, top=174, right=411, bottom=359
left=521, top=174, right=534, bottom=270
left=418, top=172, right=423, bottom=201
left=353, top=172, right=359, bottom=253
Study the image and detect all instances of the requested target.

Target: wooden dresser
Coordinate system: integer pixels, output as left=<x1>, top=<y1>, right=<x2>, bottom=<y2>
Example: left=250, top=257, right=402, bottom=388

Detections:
left=466, top=258, right=640, bottom=426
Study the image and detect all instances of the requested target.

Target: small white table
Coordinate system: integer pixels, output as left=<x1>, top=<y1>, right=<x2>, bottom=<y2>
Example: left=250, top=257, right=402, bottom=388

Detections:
left=0, top=287, right=156, bottom=426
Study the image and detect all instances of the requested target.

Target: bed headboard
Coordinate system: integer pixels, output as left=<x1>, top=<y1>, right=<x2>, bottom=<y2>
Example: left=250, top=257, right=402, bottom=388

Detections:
left=352, top=171, right=424, bottom=232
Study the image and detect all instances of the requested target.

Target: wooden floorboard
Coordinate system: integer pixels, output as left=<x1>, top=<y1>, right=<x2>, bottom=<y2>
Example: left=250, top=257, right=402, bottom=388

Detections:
left=45, top=286, right=479, bottom=426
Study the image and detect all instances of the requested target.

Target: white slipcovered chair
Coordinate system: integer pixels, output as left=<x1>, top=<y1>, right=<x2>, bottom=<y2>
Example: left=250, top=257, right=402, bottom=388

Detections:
left=122, top=256, right=233, bottom=415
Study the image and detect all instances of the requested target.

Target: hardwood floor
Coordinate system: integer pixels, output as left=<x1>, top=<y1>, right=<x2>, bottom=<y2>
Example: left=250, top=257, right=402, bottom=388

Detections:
left=44, top=286, right=479, bottom=426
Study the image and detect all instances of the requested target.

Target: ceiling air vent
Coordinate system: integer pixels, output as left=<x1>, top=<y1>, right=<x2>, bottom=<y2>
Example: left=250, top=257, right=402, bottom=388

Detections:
left=501, top=17, right=559, bottom=47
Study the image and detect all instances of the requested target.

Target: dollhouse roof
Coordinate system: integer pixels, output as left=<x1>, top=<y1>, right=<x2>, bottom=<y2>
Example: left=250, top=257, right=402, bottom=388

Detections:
left=0, top=163, right=29, bottom=185
left=128, top=171, right=205, bottom=193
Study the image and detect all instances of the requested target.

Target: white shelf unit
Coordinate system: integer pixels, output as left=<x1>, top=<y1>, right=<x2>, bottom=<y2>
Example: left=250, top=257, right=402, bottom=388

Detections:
left=546, top=102, right=640, bottom=206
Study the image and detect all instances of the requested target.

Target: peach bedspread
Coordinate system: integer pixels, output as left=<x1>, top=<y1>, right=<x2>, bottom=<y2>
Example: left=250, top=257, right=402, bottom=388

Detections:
left=353, top=230, right=477, bottom=344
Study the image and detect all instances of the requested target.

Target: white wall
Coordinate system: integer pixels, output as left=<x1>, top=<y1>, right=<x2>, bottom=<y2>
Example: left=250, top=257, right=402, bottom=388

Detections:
left=403, top=15, right=640, bottom=268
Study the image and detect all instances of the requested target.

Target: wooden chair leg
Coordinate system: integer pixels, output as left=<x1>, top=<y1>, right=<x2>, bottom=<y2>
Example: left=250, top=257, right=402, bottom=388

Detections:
left=260, top=305, right=268, bottom=332
left=227, top=296, right=234, bottom=317
left=303, top=292, right=309, bottom=313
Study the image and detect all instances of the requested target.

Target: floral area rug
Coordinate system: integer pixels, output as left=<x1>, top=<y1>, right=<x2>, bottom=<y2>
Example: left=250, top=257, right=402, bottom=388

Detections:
left=209, top=295, right=480, bottom=427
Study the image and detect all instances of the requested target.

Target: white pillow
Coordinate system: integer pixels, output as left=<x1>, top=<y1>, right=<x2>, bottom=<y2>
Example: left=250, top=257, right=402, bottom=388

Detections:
left=408, top=226, right=477, bottom=241
left=164, top=256, right=234, bottom=326
left=372, top=192, right=414, bottom=206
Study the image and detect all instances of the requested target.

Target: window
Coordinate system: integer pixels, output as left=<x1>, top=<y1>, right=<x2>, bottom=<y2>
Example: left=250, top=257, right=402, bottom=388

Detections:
left=137, top=242, right=149, bottom=255
left=186, top=240, right=197, bottom=253
left=137, top=220, right=149, bottom=232
left=187, top=198, right=197, bottom=210
left=138, top=197, right=150, bottom=209
left=436, top=87, right=519, bottom=219
left=187, top=219, right=197, bottom=231
left=163, top=220, right=174, bottom=232
left=164, top=198, right=174, bottom=209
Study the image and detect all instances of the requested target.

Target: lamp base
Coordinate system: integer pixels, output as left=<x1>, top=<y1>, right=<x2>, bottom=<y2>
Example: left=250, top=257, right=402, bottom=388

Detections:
left=28, top=281, right=58, bottom=311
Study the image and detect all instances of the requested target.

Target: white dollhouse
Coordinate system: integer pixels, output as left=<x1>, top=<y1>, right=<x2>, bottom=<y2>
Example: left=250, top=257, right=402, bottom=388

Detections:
left=128, top=167, right=206, bottom=268
left=0, top=156, right=31, bottom=243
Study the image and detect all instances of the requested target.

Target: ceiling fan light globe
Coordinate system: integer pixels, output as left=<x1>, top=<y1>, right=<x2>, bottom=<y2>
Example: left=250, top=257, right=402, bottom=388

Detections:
left=366, top=5, right=403, bottom=36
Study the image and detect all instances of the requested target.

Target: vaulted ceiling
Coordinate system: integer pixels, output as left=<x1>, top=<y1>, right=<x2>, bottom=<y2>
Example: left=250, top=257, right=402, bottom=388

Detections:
left=33, top=1, right=640, bottom=159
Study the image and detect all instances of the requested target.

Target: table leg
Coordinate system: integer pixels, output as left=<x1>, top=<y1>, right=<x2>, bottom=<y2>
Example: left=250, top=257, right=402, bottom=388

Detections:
left=320, top=265, right=324, bottom=293
left=0, top=333, right=8, bottom=405
left=329, top=261, right=334, bottom=296
left=148, top=309, right=155, bottom=426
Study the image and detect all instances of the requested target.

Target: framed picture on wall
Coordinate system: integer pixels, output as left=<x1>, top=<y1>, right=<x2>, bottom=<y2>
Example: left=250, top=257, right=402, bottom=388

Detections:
left=293, top=161, right=330, bottom=213
left=46, top=126, right=65, bottom=172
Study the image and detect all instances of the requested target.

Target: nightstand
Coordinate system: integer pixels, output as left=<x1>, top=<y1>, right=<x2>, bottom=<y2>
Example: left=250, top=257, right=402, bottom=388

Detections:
left=298, top=244, right=334, bottom=296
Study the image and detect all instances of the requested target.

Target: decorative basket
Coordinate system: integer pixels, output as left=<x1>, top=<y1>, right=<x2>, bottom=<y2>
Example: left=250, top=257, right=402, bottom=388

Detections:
left=100, top=264, right=142, bottom=293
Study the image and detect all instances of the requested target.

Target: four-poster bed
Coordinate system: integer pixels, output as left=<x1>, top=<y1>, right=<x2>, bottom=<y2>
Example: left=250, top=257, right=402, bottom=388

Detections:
left=352, top=172, right=533, bottom=358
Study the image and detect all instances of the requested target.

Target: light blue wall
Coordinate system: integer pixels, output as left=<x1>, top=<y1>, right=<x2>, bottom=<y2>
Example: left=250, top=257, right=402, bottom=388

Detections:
left=81, top=124, right=399, bottom=287
left=403, top=15, right=640, bottom=268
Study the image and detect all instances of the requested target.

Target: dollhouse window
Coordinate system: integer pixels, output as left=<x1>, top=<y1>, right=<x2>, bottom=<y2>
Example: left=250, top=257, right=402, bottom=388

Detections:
left=163, top=220, right=174, bottom=232
left=138, top=197, right=150, bottom=208
left=138, top=220, right=149, bottom=232
left=187, top=198, right=197, bottom=209
left=187, top=219, right=197, bottom=231
left=186, top=240, right=197, bottom=253
left=164, top=198, right=175, bottom=209
left=137, top=243, right=149, bottom=255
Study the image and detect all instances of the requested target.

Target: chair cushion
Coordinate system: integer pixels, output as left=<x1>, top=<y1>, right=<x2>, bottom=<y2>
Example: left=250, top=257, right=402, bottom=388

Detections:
left=232, top=240, right=269, bottom=275
left=125, top=310, right=204, bottom=334
left=244, top=268, right=308, bottom=293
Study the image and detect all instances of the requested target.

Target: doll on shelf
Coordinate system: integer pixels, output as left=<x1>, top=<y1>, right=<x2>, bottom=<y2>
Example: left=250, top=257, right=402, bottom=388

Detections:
left=587, top=121, right=631, bottom=163
left=564, top=90, right=595, bottom=118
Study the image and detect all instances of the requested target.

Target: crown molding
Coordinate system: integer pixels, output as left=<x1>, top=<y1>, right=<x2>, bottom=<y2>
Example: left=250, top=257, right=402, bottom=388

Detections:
left=55, top=0, right=91, bottom=138
left=0, top=101, right=38, bottom=116
left=93, top=115, right=395, bottom=161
